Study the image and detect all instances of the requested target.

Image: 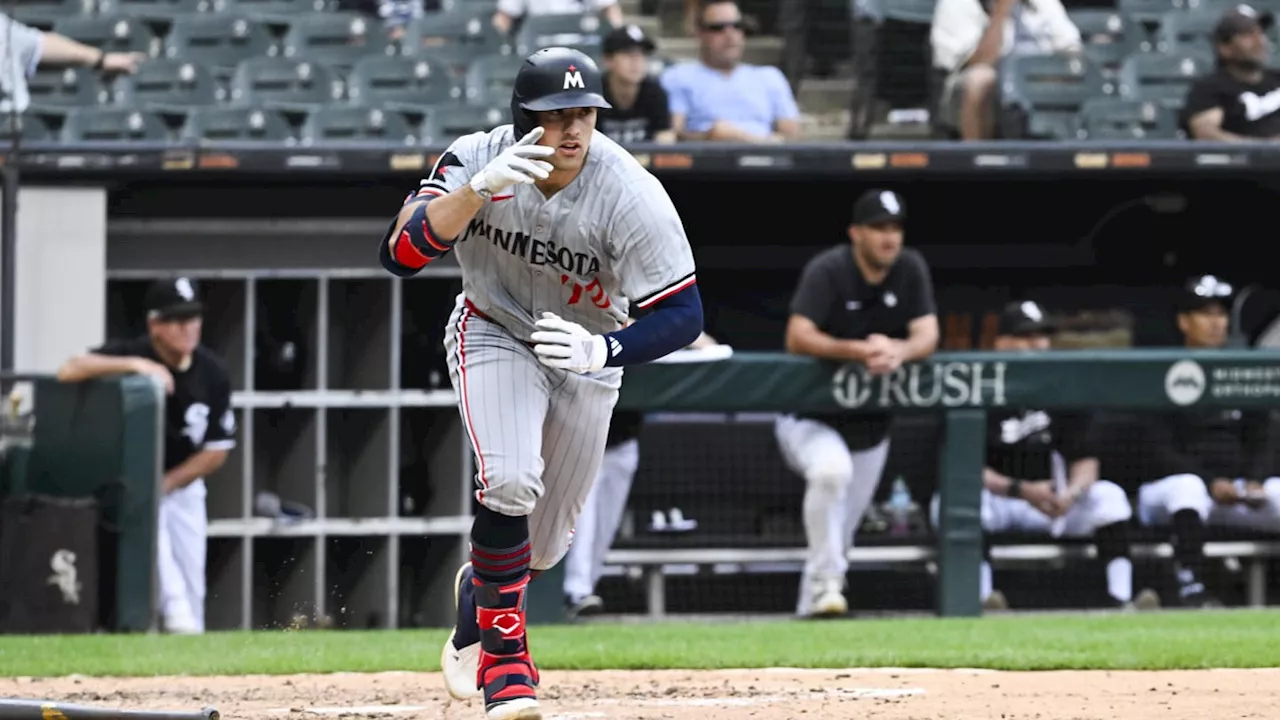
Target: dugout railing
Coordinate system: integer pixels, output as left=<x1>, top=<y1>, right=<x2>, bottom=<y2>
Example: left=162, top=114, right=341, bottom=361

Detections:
left=587, top=348, right=1280, bottom=619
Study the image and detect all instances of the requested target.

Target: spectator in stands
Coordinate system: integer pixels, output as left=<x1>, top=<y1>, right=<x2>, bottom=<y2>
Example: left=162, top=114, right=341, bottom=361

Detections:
left=56, top=278, right=236, bottom=634
left=1181, top=5, right=1280, bottom=141
left=929, top=0, right=1081, bottom=140
left=597, top=24, right=676, bottom=144
left=0, top=11, right=145, bottom=114
left=929, top=301, right=1157, bottom=612
left=774, top=189, right=939, bottom=618
left=660, top=0, right=801, bottom=143
left=492, top=0, right=624, bottom=36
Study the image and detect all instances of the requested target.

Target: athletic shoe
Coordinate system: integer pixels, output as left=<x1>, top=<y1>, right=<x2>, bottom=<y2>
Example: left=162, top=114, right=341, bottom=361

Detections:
left=565, top=594, right=604, bottom=620
left=982, top=589, right=1009, bottom=612
left=807, top=577, right=848, bottom=618
left=1133, top=588, right=1162, bottom=611
left=441, top=563, right=482, bottom=700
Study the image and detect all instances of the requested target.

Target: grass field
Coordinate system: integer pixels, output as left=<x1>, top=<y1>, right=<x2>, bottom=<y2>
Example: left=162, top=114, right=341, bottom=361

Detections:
left=2, top=609, right=1279, bottom=678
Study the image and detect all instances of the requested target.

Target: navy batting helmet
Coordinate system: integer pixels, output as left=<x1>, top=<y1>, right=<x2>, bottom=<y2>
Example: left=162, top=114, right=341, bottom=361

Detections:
left=510, top=47, right=612, bottom=138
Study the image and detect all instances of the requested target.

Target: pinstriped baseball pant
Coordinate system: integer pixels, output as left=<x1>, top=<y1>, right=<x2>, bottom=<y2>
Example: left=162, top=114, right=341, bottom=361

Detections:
left=443, top=294, right=623, bottom=571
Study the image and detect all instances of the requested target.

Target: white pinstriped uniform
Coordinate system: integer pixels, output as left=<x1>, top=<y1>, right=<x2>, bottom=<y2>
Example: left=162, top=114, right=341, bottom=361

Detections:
left=424, top=124, right=696, bottom=570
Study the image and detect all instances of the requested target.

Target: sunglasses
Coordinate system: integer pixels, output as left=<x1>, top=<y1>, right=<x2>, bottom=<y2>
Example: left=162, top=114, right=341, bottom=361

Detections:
left=700, top=20, right=744, bottom=32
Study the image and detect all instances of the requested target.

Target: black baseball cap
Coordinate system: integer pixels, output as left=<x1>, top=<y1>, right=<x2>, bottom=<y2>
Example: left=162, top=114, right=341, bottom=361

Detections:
left=1177, top=274, right=1234, bottom=313
left=997, top=300, right=1056, bottom=337
left=603, top=24, right=656, bottom=55
left=852, top=189, right=906, bottom=226
left=145, top=277, right=203, bottom=321
left=1215, top=4, right=1274, bottom=43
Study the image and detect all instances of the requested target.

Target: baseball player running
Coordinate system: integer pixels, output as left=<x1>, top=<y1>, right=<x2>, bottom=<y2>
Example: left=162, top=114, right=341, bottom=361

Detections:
left=379, top=48, right=701, bottom=720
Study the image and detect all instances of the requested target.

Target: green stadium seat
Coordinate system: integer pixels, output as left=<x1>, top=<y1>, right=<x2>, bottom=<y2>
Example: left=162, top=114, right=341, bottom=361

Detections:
left=60, top=107, right=172, bottom=142
left=421, top=102, right=505, bottom=143
left=1117, top=51, right=1211, bottom=106
left=401, top=5, right=509, bottom=61
left=1080, top=97, right=1180, bottom=139
left=164, top=14, right=275, bottom=73
left=300, top=105, right=420, bottom=145
left=27, top=67, right=107, bottom=107
left=113, top=59, right=219, bottom=108
left=464, top=52, right=525, bottom=105
left=881, top=0, right=936, bottom=24
left=281, top=12, right=391, bottom=67
left=1000, top=53, right=1110, bottom=115
left=52, top=15, right=159, bottom=56
left=216, top=0, right=328, bottom=18
left=1069, top=10, right=1147, bottom=76
left=1023, top=111, right=1081, bottom=140
left=97, top=0, right=212, bottom=18
left=512, top=12, right=609, bottom=56
left=0, top=114, right=54, bottom=143
left=347, top=55, right=463, bottom=107
left=181, top=105, right=293, bottom=141
left=1116, top=0, right=1193, bottom=25
left=10, top=0, right=94, bottom=28
left=1155, top=7, right=1223, bottom=53
left=230, top=57, right=340, bottom=107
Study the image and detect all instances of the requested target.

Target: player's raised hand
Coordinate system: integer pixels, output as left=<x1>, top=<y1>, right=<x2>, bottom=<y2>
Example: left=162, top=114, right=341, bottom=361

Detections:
left=468, top=127, right=556, bottom=198
left=531, top=312, right=608, bottom=374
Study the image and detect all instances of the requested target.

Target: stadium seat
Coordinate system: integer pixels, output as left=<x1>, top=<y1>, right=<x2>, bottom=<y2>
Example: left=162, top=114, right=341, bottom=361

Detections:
left=881, top=0, right=937, bottom=24
left=0, top=113, right=54, bottom=143
left=281, top=12, right=391, bottom=67
left=52, top=15, right=159, bottom=56
left=1069, top=10, right=1147, bottom=76
left=1000, top=53, right=1110, bottom=115
left=230, top=57, right=340, bottom=107
left=299, top=105, right=419, bottom=145
left=464, top=52, right=526, bottom=105
left=1155, top=7, right=1223, bottom=53
left=347, top=55, right=463, bottom=107
left=401, top=5, right=509, bottom=60
left=1080, top=97, right=1180, bottom=139
left=421, top=103, right=505, bottom=143
left=10, top=0, right=93, bottom=29
left=216, top=0, right=328, bottom=18
left=512, top=12, right=609, bottom=56
left=1117, top=51, right=1211, bottom=106
left=60, top=107, right=171, bottom=142
left=164, top=14, right=275, bottom=73
left=27, top=67, right=106, bottom=107
left=1024, top=110, right=1081, bottom=140
left=97, top=0, right=212, bottom=18
left=182, top=105, right=294, bottom=141
left=113, top=59, right=219, bottom=108
left=1116, top=0, right=1190, bottom=25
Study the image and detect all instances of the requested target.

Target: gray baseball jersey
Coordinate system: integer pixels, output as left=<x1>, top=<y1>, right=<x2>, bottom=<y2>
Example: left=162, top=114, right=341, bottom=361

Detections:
left=419, top=124, right=697, bottom=341
left=425, top=123, right=697, bottom=567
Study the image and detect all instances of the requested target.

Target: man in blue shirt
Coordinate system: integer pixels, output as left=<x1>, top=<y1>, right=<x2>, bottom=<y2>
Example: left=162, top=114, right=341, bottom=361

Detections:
left=660, top=0, right=801, bottom=143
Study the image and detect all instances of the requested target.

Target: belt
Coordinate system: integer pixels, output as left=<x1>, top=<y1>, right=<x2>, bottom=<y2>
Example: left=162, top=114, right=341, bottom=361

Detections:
left=463, top=298, right=538, bottom=349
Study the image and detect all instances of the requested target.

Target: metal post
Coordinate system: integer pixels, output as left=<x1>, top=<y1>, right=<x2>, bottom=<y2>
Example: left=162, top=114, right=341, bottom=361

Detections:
left=937, top=408, right=985, bottom=617
left=0, top=162, right=17, bottom=373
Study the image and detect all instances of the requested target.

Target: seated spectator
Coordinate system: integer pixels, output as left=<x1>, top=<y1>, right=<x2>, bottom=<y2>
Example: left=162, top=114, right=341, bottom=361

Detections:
left=929, top=301, right=1156, bottom=612
left=660, top=0, right=800, bottom=143
left=0, top=11, right=144, bottom=114
left=930, top=0, right=1081, bottom=140
left=493, top=0, right=624, bottom=36
left=1181, top=5, right=1280, bottom=141
left=597, top=25, right=675, bottom=144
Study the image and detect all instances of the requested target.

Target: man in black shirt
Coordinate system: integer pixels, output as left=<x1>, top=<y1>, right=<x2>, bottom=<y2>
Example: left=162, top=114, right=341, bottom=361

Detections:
left=775, top=189, right=939, bottom=618
left=1134, top=276, right=1271, bottom=605
left=597, top=24, right=676, bottom=145
left=57, top=277, right=236, bottom=634
left=930, top=301, right=1152, bottom=611
left=1181, top=4, right=1280, bottom=140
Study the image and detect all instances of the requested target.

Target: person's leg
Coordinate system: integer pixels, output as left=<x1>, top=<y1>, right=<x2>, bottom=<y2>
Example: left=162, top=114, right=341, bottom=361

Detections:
left=957, top=64, right=998, bottom=140
left=1137, top=474, right=1217, bottom=607
left=775, top=415, right=856, bottom=617
left=1066, top=480, right=1137, bottom=607
left=561, top=437, right=639, bottom=616
left=440, top=297, right=553, bottom=714
left=157, top=485, right=205, bottom=634
left=841, top=437, right=889, bottom=556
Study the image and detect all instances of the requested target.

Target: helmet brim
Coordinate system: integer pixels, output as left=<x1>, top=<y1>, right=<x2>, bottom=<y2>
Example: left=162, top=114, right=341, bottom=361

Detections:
left=520, top=91, right=613, bottom=112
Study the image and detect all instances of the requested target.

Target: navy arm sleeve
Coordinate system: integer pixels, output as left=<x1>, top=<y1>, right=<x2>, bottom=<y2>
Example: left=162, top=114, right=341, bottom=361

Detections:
left=601, top=283, right=703, bottom=367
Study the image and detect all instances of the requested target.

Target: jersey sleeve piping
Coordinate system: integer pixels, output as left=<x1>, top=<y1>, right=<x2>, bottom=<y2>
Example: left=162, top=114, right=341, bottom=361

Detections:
left=635, top=272, right=697, bottom=309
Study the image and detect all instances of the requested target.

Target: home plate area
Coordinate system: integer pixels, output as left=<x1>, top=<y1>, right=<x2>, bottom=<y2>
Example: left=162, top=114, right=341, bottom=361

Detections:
left=3, top=668, right=1277, bottom=719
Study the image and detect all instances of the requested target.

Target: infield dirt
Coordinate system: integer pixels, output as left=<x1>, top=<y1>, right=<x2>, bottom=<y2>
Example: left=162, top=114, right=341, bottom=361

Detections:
left=0, top=667, right=1274, bottom=719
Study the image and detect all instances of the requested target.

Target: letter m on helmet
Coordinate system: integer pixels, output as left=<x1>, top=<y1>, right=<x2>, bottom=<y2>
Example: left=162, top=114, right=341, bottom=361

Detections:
left=563, top=69, right=585, bottom=89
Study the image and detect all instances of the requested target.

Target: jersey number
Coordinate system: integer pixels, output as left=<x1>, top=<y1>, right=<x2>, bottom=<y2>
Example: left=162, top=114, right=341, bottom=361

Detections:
left=184, top=403, right=211, bottom=447
left=561, top=275, right=611, bottom=309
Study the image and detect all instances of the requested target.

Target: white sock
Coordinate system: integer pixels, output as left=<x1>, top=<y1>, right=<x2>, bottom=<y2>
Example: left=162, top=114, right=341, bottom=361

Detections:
left=980, top=560, right=993, bottom=602
left=1106, top=557, right=1133, bottom=603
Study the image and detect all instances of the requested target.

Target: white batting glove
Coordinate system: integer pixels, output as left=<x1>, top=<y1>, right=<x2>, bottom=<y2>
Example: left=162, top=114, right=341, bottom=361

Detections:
left=469, top=127, right=555, bottom=199
left=531, top=312, right=608, bottom=374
